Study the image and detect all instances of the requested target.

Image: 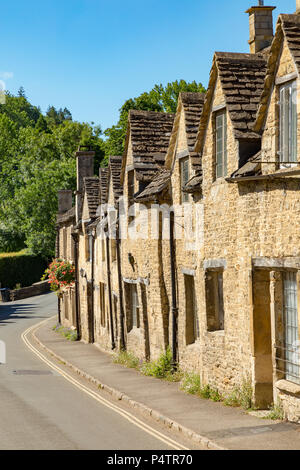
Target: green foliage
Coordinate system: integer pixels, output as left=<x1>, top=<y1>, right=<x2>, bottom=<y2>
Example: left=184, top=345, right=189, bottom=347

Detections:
left=180, top=372, right=202, bottom=395
left=180, top=373, right=222, bottom=401
left=0, top=228, right=25, bottom=253
left=46, top=106, right=72, bottom=127
left=265, top=402, right=284, bottom=421
left=0, top=91, right=41, bottom=128
left=113, top=350, right=140, bottom=369
left=104, top=80, right=206, bottom=157
left=0, top=249, right=28, bottom=258
left=223, top=379, right=253, bottom=410
left=0, top=251, right=48, bottom=289
left=53, top=323, right=78, bottom=342
left=0, top=92, right=106, bottom=257
left=140, top=347, right=174, bottom=379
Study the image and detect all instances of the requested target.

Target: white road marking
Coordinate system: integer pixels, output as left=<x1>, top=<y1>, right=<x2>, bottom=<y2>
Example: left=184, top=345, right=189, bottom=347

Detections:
left=21, top=318, right=190, bottom=451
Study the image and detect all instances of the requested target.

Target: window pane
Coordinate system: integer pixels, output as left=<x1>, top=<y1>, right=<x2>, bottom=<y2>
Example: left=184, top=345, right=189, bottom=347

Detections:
left=283, top=272, right=300, bottom=384
left=291, top=81, right=297, bottom=162
left=223, top=114, right=227, bottom=176
left=180, top=158, right=189, bottom=203
left=131, top=284, right=139, bottom=328
left=215, top=111, right=227, bottom=178
left=280, top=82, right=297, bottom=164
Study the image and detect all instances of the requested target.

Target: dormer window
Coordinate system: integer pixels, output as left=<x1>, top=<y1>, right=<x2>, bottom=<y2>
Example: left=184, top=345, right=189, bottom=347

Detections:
left=279, top=81, right=297, bottom=166
left=127, top=169, right=135, bottom=222
left=215, top=110, right=227, bottom=179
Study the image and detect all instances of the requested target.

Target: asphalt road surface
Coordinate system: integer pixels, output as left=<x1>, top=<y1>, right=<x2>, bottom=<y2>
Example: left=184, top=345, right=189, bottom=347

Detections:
left=0, top=293, right=197, bottom=450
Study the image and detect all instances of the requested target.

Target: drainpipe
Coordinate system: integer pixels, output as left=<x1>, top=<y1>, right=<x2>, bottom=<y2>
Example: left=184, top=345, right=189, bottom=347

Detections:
left=56, top=226, right=61, bottom=325
left=105, top=215, right=115, bottom=350
left=71, top=232, right=81, bottom=340
left=90, top=230, right=95, bottom=344
left=116, top=206, right=126, bottom=350
left=170, top=211, right=178, bottom=368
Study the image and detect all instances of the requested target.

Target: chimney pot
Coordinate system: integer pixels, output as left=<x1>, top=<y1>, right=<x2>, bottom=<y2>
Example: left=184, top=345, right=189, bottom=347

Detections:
left=246, top=5, right=276, bottom=53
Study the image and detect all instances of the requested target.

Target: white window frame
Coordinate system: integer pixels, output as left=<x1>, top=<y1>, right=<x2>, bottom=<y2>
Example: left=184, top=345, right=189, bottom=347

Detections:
left=279, top=80, right=297, bottom=167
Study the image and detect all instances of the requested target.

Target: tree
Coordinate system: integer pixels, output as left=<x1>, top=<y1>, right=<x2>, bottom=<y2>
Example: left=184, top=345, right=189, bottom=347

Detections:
left=46, top=105, right=73, bottom=127
left=104, top=80, right=206, bottom=157
left=18, top=86, right=26, bottom=98
left=0, top=92, right=106, bottom=256
left=35, top=115, right=50, bottom=133
left=0, top=91, right=41, bottom=128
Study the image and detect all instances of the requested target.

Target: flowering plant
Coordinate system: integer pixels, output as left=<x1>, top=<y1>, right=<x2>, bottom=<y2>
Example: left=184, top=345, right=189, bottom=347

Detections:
left=42, top=259, right=75, bottom=295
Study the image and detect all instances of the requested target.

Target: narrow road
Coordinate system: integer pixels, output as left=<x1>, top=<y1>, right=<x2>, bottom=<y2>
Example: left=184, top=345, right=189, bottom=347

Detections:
left=0, top=293, right=192, bottom=450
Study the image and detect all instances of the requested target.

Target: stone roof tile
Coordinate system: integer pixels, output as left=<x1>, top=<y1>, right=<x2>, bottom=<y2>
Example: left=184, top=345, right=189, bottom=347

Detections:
left=57, top=206, right=75, bottom=225
left=230, top=151, right=262, bottom=179
left=135, top=169, right=171, bottom=202
left=99, top=168, right=109, bottom=205
left=84, top=177, right=100, bottom=219
left=109, top=155, right=123, bottom=203
left=215, top=52, right=267, bottom=140
left=127, top=110, right=174, bottom=182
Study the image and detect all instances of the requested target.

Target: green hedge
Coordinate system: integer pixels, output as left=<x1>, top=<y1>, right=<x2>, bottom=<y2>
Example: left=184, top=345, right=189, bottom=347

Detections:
left=0, top=252, right=48, bottom=289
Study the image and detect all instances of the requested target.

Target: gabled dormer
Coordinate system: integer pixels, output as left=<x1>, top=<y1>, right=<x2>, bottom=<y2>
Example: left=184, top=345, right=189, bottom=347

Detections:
left=194, top=51, right=267, bottom=189
left=136, top=93, right=205, bottom=203
left=81, top=176, right=100, bottom=262
left=108, top=156, right=123, bottom=208
left=252, top=14, right=300, bottom=176
left=120, top=110, right=174, bottom=214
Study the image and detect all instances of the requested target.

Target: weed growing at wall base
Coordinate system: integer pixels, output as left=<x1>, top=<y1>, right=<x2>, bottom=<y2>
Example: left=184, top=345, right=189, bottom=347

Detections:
left=113, top=348, right=183, bottom=381
left=113, top=351, right=140, bottom=369
left=264, top=402, right=285, bottom=421
left=223, top=379, right=253, bottom=410
left=140, top=347, right=180, bottom=380
left=53, top=324, right=78, bottom=342
left=180, top=372, right=222, bottom=401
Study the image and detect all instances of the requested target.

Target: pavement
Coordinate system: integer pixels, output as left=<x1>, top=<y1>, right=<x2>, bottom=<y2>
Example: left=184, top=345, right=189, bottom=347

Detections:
left=30, top=296, right=300, bottom=450
left=0, top=293, right=197, bottom=450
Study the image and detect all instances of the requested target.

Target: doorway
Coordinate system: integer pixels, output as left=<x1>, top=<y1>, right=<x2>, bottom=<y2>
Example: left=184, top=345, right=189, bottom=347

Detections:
left=252, top=270, right=274, bottom=409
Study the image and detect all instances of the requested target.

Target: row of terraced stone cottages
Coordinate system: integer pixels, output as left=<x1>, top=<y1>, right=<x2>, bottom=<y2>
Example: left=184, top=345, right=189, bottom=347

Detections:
left=56, top=2, right=300, bottom=422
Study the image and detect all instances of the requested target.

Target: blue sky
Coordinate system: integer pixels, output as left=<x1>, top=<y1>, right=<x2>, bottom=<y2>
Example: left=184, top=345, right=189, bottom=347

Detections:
left=0, top=0, right=296, bottom=130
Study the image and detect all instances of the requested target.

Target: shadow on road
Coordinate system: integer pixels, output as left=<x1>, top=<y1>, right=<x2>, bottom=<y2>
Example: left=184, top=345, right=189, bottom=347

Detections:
left=0, top=303, right=42, bottom=327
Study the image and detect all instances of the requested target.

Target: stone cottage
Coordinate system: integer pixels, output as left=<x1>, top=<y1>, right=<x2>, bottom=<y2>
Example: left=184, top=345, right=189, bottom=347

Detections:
left=57, top=2, right=300, bottom=422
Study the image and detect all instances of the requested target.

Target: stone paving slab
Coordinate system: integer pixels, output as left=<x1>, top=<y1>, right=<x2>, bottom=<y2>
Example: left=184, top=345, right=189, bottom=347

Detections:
left=34, top=318, right=300, bottom=450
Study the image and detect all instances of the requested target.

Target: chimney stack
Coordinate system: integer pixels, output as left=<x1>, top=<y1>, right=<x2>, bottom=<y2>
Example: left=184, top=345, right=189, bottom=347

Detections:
left=297, top=0, right=300, bottom=14
left=58, top=190, right=73, bottom=214
left=246, top=3, right=276, bottom=54
left=75, top=146, right=95, bottom=223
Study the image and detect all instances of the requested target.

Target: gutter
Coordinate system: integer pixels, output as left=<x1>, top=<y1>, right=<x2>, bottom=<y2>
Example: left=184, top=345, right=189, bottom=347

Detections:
left=116, top=205, right=126, bottom=350
left=56, top=226, right=61, bottom=325
left=105, top=215, right=115, bottom=350
left=71, top=231, right=81, bottom=340
left=90, top=231, right=95, bottom=344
